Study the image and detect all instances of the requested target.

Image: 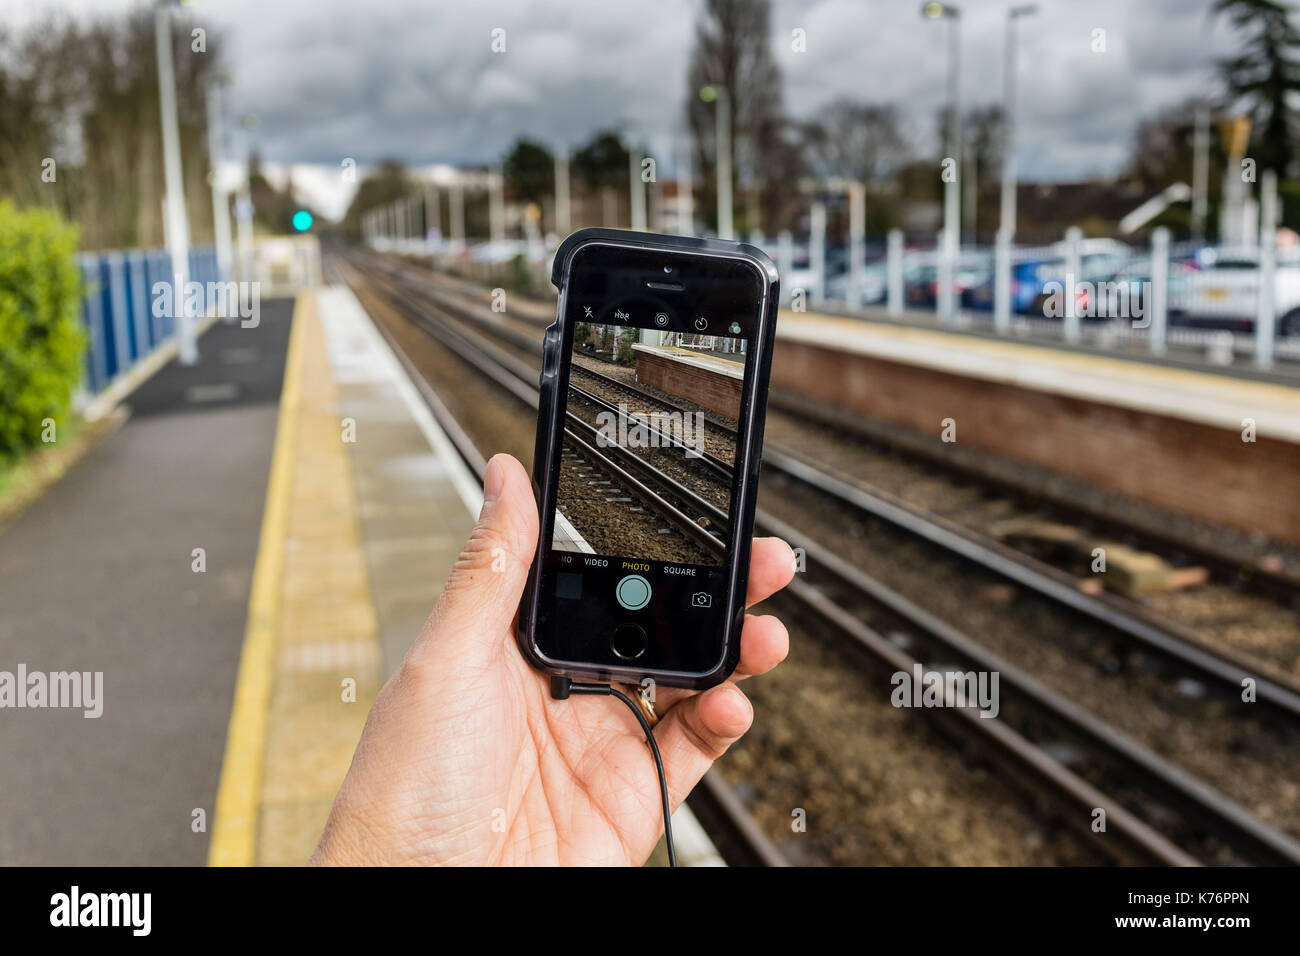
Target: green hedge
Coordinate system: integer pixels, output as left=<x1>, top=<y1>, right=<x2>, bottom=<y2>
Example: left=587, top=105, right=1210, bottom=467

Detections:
left=0, top=201, right=84, bottom=461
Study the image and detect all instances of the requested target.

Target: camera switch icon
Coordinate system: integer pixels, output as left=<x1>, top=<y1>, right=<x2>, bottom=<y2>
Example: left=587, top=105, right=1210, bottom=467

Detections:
left=691, top=591, right=711, bottom=608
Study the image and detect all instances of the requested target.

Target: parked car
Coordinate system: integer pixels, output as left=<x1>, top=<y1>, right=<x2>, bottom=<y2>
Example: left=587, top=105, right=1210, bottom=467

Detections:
left=826, top=260, right=888, bottom=304
left=902, top=255, right=991, bottom=308
left=1100, top=257, right=1198, bottom=324
left=963, top=239, right=1130, bottom=317
left=962, top=258, right=1058, bottom=313
left=1169, top=249, right=1300, bottom=336
left=783, top=244, right=860, bottom=303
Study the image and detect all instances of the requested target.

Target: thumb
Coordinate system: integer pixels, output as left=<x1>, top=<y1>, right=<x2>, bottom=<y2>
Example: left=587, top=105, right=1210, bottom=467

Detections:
left=419, top=453, right=539, bottom=658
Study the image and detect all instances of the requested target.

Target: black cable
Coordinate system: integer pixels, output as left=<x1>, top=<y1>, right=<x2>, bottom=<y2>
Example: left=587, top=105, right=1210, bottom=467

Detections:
left=550, top=676, right=677, bottom=867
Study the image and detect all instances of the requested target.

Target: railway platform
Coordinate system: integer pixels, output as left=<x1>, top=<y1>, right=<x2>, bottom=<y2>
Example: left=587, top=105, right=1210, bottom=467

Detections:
left=0, top=299, right=293, bottom=865
left=774, top=310, right=1300, bottom=545
left=207, top=285, right=483, bottom=865
left=632, top=343, right=744, bottom=420
left=0, top=272, right=728, bottom=866
left=202, top=285, right=722, bottom=866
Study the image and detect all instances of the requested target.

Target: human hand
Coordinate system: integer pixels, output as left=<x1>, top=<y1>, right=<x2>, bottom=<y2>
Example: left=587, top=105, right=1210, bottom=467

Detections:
left=312, top=453, right=795, bottom=866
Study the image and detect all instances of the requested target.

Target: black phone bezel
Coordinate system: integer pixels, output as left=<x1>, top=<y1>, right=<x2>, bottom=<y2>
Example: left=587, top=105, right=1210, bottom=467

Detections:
left=515, top=228, right=780, bottom=690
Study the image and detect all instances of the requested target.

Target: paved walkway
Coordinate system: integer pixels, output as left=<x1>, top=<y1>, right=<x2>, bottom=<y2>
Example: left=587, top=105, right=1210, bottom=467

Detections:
left=0, top=302, right=293, bottom=865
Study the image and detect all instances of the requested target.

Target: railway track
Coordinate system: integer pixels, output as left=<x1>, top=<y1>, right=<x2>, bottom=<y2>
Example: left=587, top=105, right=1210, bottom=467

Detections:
left=368, top=249, right=1300, bottom=719
left=377, top=251, right=1300, bottom=606
left=558, top=424, right=721, bottom=560
left=339, top=249, right=1300, bottom=866
left=401, top=256, right=1300, bottom=605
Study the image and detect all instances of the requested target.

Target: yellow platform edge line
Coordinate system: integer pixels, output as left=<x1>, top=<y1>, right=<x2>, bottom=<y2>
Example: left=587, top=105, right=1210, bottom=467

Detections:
left=207, top=292, right=313, bottom=866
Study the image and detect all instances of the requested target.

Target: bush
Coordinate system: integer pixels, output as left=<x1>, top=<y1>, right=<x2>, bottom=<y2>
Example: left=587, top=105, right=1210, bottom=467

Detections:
left=0, top=201, right=84, bottom=461
left=615, top=335, right=636, bottom=366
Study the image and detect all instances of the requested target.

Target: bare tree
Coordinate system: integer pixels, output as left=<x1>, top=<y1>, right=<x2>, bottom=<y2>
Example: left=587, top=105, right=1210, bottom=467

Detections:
left=1126, top=97, right=1215, bottom=194
left=684, top=0, right=784, bottom=235
left=0, top=9, right=220, bottom=251
left=802, top=99, right=908, bottom=186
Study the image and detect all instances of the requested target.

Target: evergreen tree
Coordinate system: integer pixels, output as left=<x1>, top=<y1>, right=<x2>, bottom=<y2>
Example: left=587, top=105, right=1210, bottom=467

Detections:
left=1214, top=0, right=1300, bottom=173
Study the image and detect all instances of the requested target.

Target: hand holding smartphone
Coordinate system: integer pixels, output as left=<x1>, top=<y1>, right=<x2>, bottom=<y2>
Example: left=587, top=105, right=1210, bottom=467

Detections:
left=517, top=228, right=779, bottom=690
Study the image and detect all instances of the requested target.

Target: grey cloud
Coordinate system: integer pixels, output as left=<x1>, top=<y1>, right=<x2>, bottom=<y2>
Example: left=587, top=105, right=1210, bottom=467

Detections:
left=56, top=0, right=1243, bottom=180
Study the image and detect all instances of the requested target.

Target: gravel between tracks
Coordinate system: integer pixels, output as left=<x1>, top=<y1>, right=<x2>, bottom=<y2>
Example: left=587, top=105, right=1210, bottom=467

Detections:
left=556, top=447, right=714, bottom=564
left=760, top=475, right=1300, bottom=841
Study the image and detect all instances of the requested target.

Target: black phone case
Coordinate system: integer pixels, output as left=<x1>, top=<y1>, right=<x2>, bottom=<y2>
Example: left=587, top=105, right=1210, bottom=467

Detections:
left=515, top=227, right=781, bottom=690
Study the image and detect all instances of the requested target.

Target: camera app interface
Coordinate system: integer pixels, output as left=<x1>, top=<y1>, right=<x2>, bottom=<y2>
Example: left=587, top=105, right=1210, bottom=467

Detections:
left=538, top=252, right=761, bottom=673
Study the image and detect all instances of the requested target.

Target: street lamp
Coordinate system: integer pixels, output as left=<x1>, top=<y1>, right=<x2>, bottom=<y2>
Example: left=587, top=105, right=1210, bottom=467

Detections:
left=155, top=0, right=197, bottom=362
left=676, top=128, right=695, bottom=236
left=489, top=167, right=505, bottom=243
left=995, top=4, right=1036, bottom=333
left=999, top=4, right=1036, bottom=242
left=921, top=2, right=962, bottom=324
left=554, top=146, right=571, bottom=236
left=205, top=75, right=234, bottom=285
left=700, top=84, right=733, bottom=240
left=622, top=119, right=649, bottom=231
left=234, top=113, right=258, bottom=283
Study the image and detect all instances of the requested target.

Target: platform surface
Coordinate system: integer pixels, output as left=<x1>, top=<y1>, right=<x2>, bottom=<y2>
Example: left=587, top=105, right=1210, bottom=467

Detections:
left=779, top=310, right=1300, bottom=442
left=209, top=285, right=480, bottom=866
left=0, top=301, right=293, bottom=865
left=632, top=343, right=745, bottom=378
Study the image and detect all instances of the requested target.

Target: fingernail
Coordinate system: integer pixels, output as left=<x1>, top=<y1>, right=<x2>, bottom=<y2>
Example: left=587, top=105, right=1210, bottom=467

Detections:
left=483, top=455, right=505, bottom=507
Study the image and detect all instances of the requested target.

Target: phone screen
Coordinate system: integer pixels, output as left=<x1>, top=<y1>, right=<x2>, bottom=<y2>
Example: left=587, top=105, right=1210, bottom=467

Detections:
left=534, top=242, right=765, bottom=677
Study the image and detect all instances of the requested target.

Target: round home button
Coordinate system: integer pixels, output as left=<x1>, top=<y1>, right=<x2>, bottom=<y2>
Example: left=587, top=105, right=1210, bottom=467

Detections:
left=610, top=623, right=648, bottom=660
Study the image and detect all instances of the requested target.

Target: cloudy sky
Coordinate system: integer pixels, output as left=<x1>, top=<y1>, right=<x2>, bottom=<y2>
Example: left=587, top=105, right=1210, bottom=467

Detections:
left=10, top=0, right=1241, bottom=217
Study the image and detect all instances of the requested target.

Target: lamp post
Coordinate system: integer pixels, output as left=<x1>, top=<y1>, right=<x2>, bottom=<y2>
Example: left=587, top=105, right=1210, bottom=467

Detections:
left=554, top=148, right=571, bottom=236
left=234, top=113, right=257, bottom=282
left=155, top=0, right=197, bottom=362
left=999, top=4, right=1035, bottom=243
left=627, top=126, right=648, bottom=231
left=489, top=167, right=505, bottom=243
left=450, top=175, right=466, bottom=248
left=677, top=130, right=694, bottom=236
left=205, top=78, right=234, bottom=284
left=922, top=2, right=961, bottom=324
left=995, top=4, right=1036, bottom=333
left=700, top=85, right=733, bottom=239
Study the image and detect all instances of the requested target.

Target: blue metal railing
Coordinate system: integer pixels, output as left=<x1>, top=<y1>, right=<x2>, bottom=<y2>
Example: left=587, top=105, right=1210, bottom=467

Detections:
left=77, top=246, right=219, bottom=395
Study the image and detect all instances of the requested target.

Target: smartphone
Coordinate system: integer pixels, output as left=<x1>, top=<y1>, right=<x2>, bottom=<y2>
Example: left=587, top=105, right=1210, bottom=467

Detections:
left=517, top=228, right=779, bottom=690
